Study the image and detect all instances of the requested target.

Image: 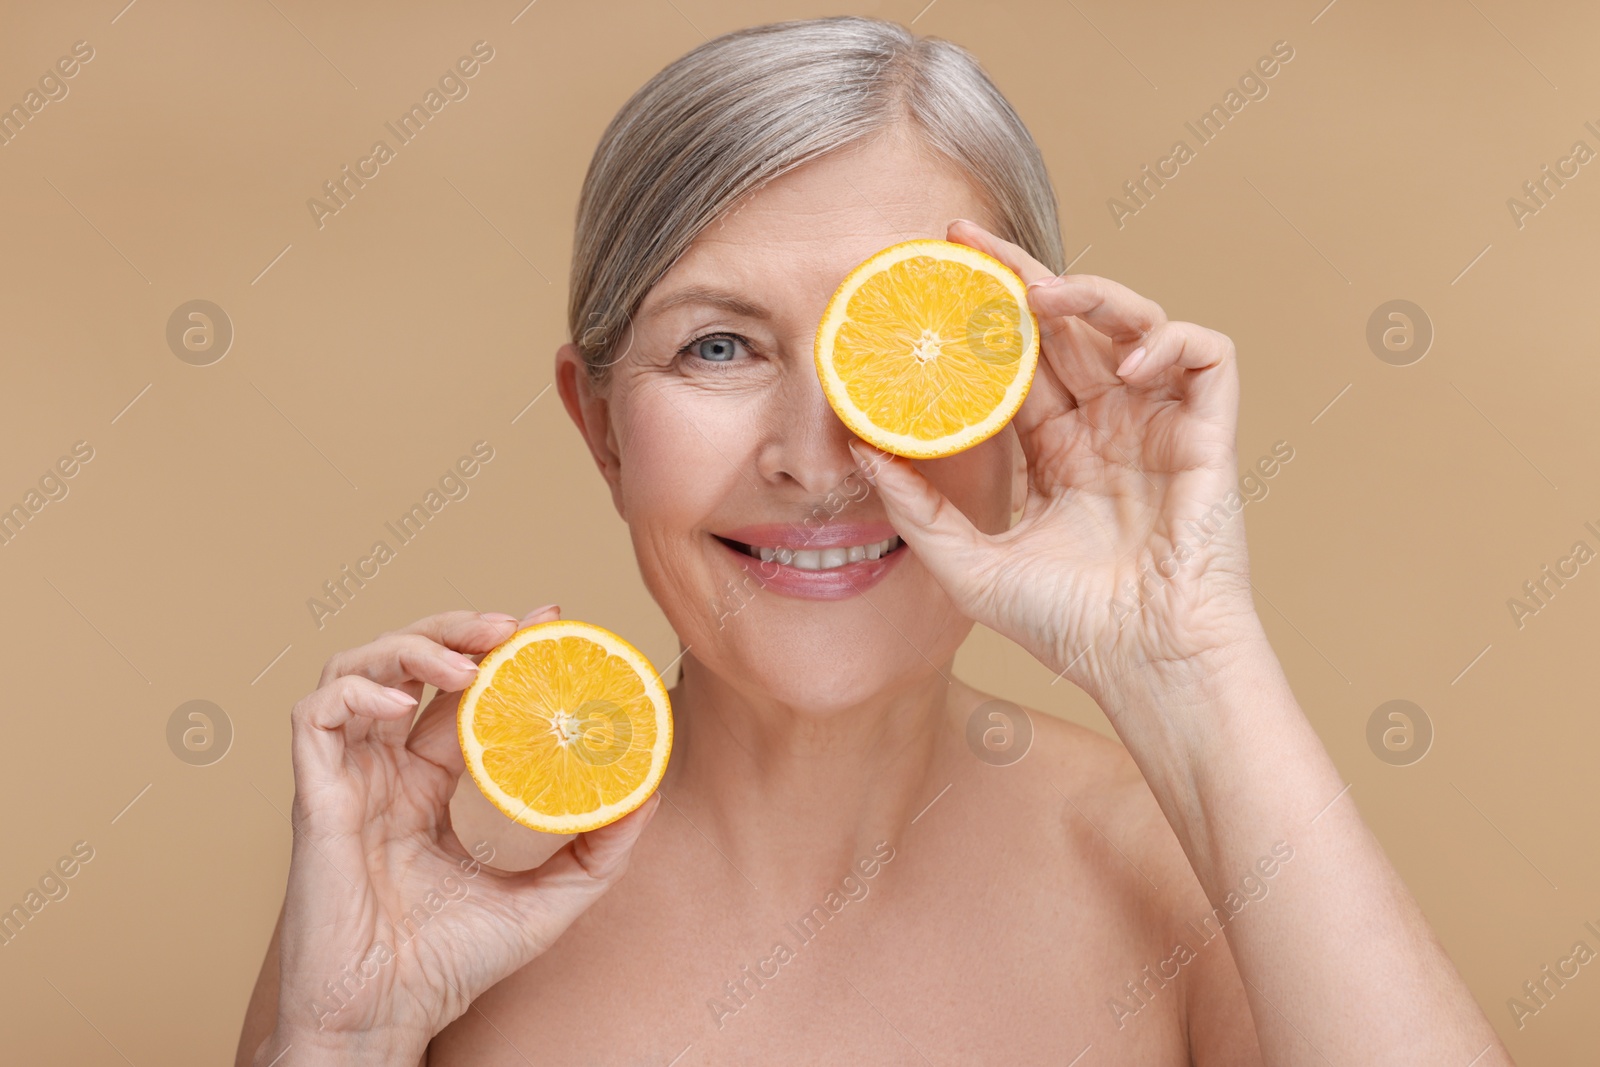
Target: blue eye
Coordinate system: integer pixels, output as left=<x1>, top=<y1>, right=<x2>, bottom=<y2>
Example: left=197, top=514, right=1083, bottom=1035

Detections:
left=691, top=335, right=742, bottom=362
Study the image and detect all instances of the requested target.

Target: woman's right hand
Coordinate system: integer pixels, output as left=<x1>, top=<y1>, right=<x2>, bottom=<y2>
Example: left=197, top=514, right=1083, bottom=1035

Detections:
left=254, top=607, right=662, bottom=1066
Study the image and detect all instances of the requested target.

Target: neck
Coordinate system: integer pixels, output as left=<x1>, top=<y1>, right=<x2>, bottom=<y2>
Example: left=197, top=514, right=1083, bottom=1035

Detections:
left=661, top=648, right=964, bottom=894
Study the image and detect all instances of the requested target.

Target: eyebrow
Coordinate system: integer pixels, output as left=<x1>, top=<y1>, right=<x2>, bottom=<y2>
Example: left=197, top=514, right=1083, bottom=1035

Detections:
left=642, top=285, right=772, bottom=322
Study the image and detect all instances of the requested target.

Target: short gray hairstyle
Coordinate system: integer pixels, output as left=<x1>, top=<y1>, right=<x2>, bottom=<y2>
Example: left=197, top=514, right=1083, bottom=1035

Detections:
left=568, top=15, right=1064, bottom=380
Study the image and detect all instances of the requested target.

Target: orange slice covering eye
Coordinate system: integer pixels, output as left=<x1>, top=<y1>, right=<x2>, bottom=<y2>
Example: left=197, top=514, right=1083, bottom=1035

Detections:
left=815, top=239, right=1040, bottom=459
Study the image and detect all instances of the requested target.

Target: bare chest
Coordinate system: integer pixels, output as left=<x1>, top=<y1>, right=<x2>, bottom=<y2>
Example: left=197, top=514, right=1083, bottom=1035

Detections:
left=428, top=815, right=1191, bottom=1065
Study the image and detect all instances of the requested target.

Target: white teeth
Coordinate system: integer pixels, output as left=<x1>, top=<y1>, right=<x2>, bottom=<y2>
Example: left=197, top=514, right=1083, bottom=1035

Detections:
left=738, top=535, right=900, bottom=570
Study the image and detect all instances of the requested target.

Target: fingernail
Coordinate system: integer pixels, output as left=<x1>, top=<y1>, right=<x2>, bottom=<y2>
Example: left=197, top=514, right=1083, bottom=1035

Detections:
left=521, top=604, right=559, bottom=624
left=950, top=217, right=976, bottom=228
left=1116, top=346, right=1148, bottom=378
left=381, top=687, right=418, bottom=708
left=483, top=612, right=519, bottom=625
left=450, top=652, right=480, bottom=673
left=1027, top=274, right=1067, bottom=290
left=847, top=442, right=879, bottom=485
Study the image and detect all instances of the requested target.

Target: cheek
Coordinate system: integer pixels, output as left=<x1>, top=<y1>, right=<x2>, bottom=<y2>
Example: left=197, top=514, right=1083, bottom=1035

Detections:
left=612, top=384, right=774, bottom=644
left=613, top=384, right=758, bottom=530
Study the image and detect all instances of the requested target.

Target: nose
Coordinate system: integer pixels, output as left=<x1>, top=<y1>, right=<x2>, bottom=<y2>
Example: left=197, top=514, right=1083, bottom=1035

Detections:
left=753, top=357, right=861, bottom=497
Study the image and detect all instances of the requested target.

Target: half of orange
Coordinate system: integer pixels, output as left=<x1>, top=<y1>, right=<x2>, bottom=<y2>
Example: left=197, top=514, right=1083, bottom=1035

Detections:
left=815, top=238, right=1039, bottom=459
left=458, top=620, right=672, bottom=834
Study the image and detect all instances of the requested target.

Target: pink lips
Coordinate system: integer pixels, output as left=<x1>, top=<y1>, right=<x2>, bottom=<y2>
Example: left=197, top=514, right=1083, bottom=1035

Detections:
left=714, top=522, right=906, bottom=601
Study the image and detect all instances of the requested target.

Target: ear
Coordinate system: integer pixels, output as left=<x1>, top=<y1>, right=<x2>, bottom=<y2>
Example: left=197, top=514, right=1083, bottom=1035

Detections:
left=1008, top=425, right=1028, bottom=521
left=555, top=343, right=626, bottom=519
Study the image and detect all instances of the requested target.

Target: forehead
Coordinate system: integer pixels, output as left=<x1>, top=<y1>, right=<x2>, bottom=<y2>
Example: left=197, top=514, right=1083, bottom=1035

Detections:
left=641, top=132, right=996, bottom=317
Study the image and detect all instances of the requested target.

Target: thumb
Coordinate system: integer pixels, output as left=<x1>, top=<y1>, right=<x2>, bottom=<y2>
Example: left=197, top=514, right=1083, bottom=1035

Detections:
left=848, top=441, right=992, bottom=608
left=500, top=792, right=661, bottom=946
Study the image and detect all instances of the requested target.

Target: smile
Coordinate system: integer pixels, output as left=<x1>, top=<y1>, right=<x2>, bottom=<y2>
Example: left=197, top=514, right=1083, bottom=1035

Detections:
left=711, top=523, right=908, bottom=601
left=721, top=535, right=903, bottom=570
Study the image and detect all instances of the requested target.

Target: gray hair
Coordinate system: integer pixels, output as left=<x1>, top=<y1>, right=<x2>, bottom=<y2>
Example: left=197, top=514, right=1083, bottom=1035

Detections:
left=568, top=15, right=1064, bottom=380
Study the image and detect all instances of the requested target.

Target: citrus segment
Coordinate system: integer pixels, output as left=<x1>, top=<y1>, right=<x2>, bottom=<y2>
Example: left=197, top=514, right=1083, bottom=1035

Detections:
left=458, top=620, right=672, bottom=834
left=816, top=239, right=1039, bottom=458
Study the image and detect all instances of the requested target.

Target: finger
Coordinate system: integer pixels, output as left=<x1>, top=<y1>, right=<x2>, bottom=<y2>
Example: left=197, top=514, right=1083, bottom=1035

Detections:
left=1118, top=321, right=1239, bottom=424
left=946, top=218, right=1055, bottom=285
left=396, top=609, right=524, bottom=653
left=433, top=803, right=479, bottom=866
left=496, top=793, right=661, bottom=952
left=404, top=604, right=562, bottom=774
left=290, top=675, right=418, bottom=789
left=405, top=685, right=468, bottom=777
left=1018, top=275, right=1166, bottom=401
left=1008, top=352, right=1078, bottom=446
left=948, top=221, right=1146, bottom=399
left=320, top=630, right=488, bottom=695
left=848, top=441, right=992, bottom=611
left=518, top=604, right=561, bottom=626
left=1025, top=274, right=1167, bottom=345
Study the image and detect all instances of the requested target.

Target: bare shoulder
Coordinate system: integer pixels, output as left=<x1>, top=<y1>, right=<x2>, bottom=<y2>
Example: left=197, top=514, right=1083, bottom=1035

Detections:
left=1013, top=706, right=1190, bottom=886
left=1003, top=702, right=1265, bottom=1063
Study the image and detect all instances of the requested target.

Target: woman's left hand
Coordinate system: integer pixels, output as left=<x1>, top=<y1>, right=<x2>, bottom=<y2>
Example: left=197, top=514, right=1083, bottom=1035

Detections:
left=853, top=219, right=1267, bottom=706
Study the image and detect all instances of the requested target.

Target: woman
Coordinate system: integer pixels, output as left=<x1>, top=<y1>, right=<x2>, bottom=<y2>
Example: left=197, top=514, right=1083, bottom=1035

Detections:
left=238, top=16, right=1509, bottom=1065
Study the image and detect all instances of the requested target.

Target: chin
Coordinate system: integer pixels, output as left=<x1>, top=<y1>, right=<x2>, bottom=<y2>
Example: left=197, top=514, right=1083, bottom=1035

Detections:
left=681, top=585, right=970, bottom=717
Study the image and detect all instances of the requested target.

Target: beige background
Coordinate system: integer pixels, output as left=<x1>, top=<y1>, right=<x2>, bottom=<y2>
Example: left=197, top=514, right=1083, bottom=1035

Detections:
left=1, top=0, right=1596, bottom=1061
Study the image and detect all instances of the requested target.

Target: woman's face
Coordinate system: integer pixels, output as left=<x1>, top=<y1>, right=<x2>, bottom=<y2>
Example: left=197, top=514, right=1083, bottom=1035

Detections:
left=559, top=130, right=1021, bottom=715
